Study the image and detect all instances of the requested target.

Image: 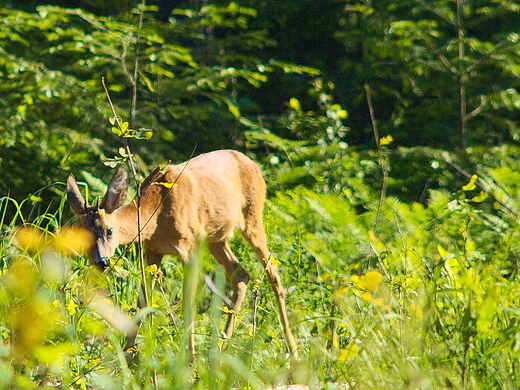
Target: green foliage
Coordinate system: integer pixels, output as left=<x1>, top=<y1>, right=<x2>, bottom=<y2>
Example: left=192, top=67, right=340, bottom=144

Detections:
left=248, top=0, right=520, bottom=148
left=0, top=2, right=317, bottom=214
left=4, top=144, right=520, bottom=389
left=261, top=162, right=520, bottom=388
left=4, top=0, right=520, bottom=388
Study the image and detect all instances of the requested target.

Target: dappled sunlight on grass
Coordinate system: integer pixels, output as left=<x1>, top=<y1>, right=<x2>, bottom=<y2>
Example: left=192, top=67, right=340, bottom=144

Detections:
left=2, top=161, right=520, bottom=388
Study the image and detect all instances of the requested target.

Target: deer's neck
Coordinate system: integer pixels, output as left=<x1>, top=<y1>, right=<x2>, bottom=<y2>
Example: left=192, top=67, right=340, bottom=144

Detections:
left=114, top=202, right=157, bottom=245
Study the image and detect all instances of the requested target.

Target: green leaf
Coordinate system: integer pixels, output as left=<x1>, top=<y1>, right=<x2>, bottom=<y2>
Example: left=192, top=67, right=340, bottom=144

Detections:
left=269, top=59, right=320, bottom=75
left=120, top=121, right=129, bottom=133
left=380, top=135, right=394, bottom=147
left=135, top=128, right=154, bottom=139
left=228, top=104, right=240, bottom=119
left=103, top=157, right=126, bottom=168
left=462, top=174, right=478, bottom=191
left=30, top=195, right=42, bottom=203
left=111, top=126, right=122, bottom=136
left=334, top=286, right=350, bottom=297
left=109, top=116, right=123, bottom=127
left=289, top=97, right=301, bottom=112
left=118, top=147, right=128, bottom=157
left=153, top=182, right=177, bottom=189
left=476, top=287, right=499, bottom=334
left=470, top=191, right=488, bottom=203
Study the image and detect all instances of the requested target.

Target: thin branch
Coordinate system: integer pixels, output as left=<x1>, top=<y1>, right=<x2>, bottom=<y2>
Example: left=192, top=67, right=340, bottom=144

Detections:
left=465, top=95, right=486, bottom=121
left=130, top=0, right=147, bottom=128
left=101, top=76, right=148, bottom=307
left=364, top=84, right=388, bottom=236
left=132, top=0, right=148, bottom=315
left=466, top=37, right=512, bottom=74
left=442, top=152, right=517, bottom=216
left=457, top=0, right=467, bottom=149
left=68, top=8, right=110, bottom=31
left=106, top=144, right=198, bottom=270
left=415, top=0, right=458, bottom=27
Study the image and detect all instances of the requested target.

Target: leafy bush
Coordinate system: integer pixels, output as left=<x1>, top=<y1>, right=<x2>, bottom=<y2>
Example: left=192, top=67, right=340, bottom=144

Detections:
left=3, top=1, right=520, bottom=389
left=0, top=3, right=317, bottom=217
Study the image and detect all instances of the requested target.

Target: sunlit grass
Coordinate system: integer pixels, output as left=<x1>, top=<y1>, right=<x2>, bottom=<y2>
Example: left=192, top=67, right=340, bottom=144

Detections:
left=2, top=180, right=520, bottom=389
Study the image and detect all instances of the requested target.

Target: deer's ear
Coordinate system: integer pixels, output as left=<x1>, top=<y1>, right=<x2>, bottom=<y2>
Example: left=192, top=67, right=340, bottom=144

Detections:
left=67, top=174, right=86, bottom=215
left=101, top=167, right=128, bottom=214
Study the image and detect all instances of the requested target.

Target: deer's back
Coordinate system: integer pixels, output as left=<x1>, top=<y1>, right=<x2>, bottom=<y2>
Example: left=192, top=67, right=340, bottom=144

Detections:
left=140, top=150, right=265, bottom=247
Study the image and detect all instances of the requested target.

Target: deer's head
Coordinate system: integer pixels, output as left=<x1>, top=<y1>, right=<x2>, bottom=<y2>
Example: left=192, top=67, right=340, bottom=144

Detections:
left=66, top=168, right=128, bottom=270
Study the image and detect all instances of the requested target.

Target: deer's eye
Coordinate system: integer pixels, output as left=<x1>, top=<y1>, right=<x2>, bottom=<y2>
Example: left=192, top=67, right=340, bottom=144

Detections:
left=107, top=227, right=114, bottom=237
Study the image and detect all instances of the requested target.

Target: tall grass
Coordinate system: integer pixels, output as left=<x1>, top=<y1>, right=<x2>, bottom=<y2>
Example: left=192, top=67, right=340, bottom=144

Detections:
left=2, top=167, right=520, bottom=389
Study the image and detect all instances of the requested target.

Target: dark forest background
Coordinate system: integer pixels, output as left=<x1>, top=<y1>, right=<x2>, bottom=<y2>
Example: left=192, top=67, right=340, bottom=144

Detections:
left=4, top=3, right=520, bottom=388
left=1, top=0, right=520, bottom=214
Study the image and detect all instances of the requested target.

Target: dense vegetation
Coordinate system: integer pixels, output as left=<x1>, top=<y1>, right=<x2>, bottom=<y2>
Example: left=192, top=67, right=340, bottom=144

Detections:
left=2, top=0, right=520, bottom=389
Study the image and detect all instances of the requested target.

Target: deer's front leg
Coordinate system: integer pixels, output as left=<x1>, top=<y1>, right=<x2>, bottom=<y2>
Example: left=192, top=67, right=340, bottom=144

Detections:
left=208, top=240, right=250, bottom=340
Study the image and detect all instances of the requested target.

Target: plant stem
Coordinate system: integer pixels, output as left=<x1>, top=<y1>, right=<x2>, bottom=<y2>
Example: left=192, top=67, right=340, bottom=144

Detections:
left=101, top=76, right=149, bottom=307
left=364, top=84, right=388, bottom=236
left=130, top=0, right=146, bottom=129
left=457, top=0, right=467, bottom=149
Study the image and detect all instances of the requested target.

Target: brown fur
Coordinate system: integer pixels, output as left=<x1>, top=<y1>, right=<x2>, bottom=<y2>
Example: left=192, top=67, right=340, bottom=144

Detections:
left=67, top=150, right=298, bottom=358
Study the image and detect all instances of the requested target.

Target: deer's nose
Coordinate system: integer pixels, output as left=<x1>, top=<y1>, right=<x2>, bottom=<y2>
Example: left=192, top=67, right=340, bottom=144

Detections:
left=95, top=257, right=109, bottom=271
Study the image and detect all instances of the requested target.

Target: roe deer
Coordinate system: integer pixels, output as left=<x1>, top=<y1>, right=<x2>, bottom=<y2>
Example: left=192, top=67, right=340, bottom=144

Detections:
left=66, top=149, right=298, bottom=358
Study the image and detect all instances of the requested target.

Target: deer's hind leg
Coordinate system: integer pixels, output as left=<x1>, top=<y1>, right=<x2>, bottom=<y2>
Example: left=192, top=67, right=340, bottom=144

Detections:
left=207, top=240, right=250, bottom=340
left=240, top=207, right=299, bottom=358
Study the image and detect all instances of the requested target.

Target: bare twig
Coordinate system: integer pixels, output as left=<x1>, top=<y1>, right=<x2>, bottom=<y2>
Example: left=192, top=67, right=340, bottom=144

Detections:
left=442, top=152, right=517, bottom=216
left=364, top=84, right=388, bottom=235
left=101, top=76, right=148, bottom=307
left=130, top=0, right=147, bottom=128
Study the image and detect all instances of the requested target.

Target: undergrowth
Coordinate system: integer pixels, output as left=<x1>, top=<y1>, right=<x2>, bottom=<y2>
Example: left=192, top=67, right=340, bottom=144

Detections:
left=2, top=149, right=520, bottom=389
